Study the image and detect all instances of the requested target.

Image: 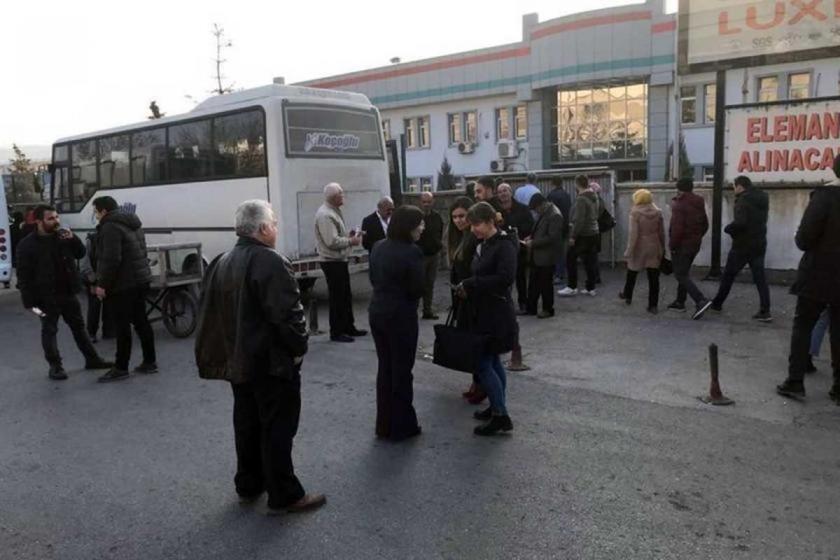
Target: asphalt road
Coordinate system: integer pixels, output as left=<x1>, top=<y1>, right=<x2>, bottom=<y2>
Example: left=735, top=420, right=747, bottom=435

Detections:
left=0, top=270, right=838, bottom=560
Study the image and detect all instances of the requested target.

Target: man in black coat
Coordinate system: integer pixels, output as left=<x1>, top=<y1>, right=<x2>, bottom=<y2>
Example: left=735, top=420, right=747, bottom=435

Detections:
left=417, top=191, right=444, bottom=319
left=710, top=175, right=772, bottom=321
left=361, top=197, right=394, bottom=252
left=15, top=204, right=112, bottom=380
left=497, top=183, right=534, bottom=313
left=547, top=177, right=572, bottom=282
left=92, top=196, right=157, bottom=383
left=777, top=155, right=840, bottom=402
left=195, top=200, right=325, bottom=514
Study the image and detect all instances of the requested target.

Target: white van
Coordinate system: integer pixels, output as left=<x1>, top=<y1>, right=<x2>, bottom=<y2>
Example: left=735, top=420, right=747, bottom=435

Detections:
left=0, top=176, right=11, bottom=287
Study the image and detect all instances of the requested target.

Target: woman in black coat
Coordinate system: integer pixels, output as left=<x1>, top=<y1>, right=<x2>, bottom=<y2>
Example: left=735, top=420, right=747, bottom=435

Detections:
left=368, top=206, right=426, bottom=440
left=455, top=202, right=517, bottom=436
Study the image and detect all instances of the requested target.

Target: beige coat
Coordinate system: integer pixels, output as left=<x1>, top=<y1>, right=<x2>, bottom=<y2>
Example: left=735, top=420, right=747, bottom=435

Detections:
left=314, top=203, right=351, bottom=261
left=624, top=203, right=665, bottom=271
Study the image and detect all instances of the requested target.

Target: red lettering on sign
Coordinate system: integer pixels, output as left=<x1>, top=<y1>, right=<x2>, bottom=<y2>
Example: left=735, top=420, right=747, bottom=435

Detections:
left=772, top=149, right=790, bottom=171
left=807, top=113, right=824, bottom=140
left=790, top=149, right=805, bottom=170
left=821, top=147, right=837, bottom=168
left=823, top=112, right=840, bottom=139
left=789, top=114, right=808, bottom=141
left=747, top=2, right=786, bottom=30
left=718, top=12, right=741, bottom=35
left=747, top=118, right=762, bottom=143
left=738, top=151, right=752, bottom=172
left=753, top=151, right=767, bottom=171
left=804, top=147, right=822, bottom=170
left=773, top=116, right=789, bottom=142
left=760, top=118, right=775, bottom=142
left=789, top=0, right=828, bottom=24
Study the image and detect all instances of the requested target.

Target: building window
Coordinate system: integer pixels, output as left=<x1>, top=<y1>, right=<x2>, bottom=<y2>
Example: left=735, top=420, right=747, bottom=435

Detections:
left=405, top=176, right=434, bottom=193
left=554, top=83, right=647, bottom=163
left=404, top=118, right=417, bottom=149
left=448, top=113, right=462, bottom=145
left=758, top=76, right=779, bottom=102
left=703, top=84, right=716, bottom=124
left=496, top=108, right=511, bottom=141
left=788, top=72, right=811, bottom=100
left=680, top=86, right=697, bottom=125
left=381, top=119, right=391, bottom=141
left=465, top=111, right=478, bottom=143
left=702, top=166, right=715, bottom=182
left=417, top=116, right=430, bottom=148
left=515, top=105, right=528, bottom=140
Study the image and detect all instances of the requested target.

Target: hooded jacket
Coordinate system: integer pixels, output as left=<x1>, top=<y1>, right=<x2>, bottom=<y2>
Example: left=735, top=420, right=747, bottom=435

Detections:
left=95, top=211, right=152, bottom=293
left=625, top=204, right=665, bottom=271
left=669, top=191, right=709, bottom=253
left=724, top=187, right=769, bottom=256
left=791, top=182, right=840, bottom=303
left=571, top=190, right=600, bottom=239
left=529, top=202, right=565, bottom=267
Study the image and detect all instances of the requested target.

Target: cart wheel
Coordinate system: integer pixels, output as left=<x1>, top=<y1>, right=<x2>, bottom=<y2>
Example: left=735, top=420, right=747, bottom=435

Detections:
left=162, top=289, right=197, bottom=338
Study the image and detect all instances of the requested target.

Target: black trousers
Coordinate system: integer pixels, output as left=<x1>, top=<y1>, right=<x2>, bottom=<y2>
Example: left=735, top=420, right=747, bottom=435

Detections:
left=231, top=372, right=306, bottom=508
left=320, top=261, right=356, bottom=337
left=85, top=287, right=115, bottom=338
left=109, top=284, right=156, bottom=371
left=623, top=268, right=661, bottom=309
left=527, top=265, right=555, bottom=314
left=40, top=294, right=99, bottom=367
left=370, top=309, right=420, bottom=439
left=712, top=250, right=771, bottom=312
left=566, top=235, right=600, bottom=291
left=787, top=296, right=840, bottom=383
left=672, top=248, right=706, bottom=305
left=422, top=254, right=439, bottom=315
left=516, top=249, right=528, bottom=308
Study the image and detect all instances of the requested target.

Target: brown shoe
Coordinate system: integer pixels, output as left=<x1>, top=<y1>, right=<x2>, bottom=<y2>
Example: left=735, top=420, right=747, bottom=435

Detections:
left=268, top=493, right=327, bottom=515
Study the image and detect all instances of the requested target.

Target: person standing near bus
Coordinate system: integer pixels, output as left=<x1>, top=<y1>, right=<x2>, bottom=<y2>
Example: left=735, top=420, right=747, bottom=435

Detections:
left=417, top=191, right=444, bottom=320
left=15, top=204, right=113, bottom=380
left=92, top=196, right=157, bottom=382
left=314, top=183, right=367, bottom=343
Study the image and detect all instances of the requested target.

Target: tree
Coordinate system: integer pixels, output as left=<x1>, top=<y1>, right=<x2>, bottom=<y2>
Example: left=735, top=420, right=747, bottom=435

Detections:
left=664, top=133, right=694, bottom=181
left=6, top=144, right=40, bottom=202
left=212, top=23, right=235, bottom=95
left=437, top=156, right=456, bottom=191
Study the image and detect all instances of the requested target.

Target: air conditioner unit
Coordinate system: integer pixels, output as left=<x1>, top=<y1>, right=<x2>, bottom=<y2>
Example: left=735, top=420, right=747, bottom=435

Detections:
left=457, top=141, right=475, bottom=154
left=490, top=160, right=505, bottom=172
left=497, top=139, right=518, bottom=159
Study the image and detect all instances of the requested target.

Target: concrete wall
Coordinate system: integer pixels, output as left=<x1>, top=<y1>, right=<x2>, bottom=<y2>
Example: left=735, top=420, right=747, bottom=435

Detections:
left=614, top=183, right=813, bottom=272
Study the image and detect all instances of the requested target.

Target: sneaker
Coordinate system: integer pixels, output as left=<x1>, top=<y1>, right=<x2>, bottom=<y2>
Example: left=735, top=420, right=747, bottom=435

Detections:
left=85, top=357, right=114, bottom=370
left=710, top=303, right=722, bottom=312
left=330, top=334, right=354, bottom=343
left=134, top=362, right=159, bottom=374
left=667, top=301, right=686, bottom=312
left=473, top=406, right=492, bottom=421
left=580, top=289, right=597, bottom=297
left=692, top=299, right=713, bottom=320
left=776, top=380, right=806, bottom=400
left=557, top=287, right=578, bottom=297
left=347, top=328, right=368, bottom=337
left=752, top=311, right=773, bottom=323
left=48, top=365, right=68, bottom=381
left=474, top=415, right=514, bottom=436
left=805, top=356, right=818, bottom=374
left=97, top=367, right=130, bottom=383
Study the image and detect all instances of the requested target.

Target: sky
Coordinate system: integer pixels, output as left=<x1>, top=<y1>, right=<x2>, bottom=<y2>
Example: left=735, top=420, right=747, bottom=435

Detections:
left=0, top=0, right=676, bottom=156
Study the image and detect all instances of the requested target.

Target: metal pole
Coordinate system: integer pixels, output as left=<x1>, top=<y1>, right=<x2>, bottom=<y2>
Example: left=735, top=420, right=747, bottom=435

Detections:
left=709, top=69, right=726, bottom=278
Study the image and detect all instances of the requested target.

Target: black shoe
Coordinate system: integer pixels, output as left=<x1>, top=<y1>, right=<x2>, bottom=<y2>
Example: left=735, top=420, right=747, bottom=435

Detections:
left=710, top=302, right=722, bottom=312
left=238, top=490, right=264, bottom=504
left=347, top=328, right=368, bottom=337
left=805, top=356, right=818, bottom=374
left=776, top=380, right=805, bottom=400
left=134, top=362, right=159, bottom=374
left=647, top=306, right=658, bottom=315
left=422, top=312, right=439, bottom=320
left=89, top=334, right=98, bottom=343
left=829, top=385, right=840, bottom=405
left=473, top=406, right=492, bottom=421
left=618, top=292, right=631, bottom=305
left=330, top=334, right=354, bottom=343
left=752, top=310, right=773, bottom=323
left=85, top=358, right=114, bottom=370
left=692, top=299, right=713, bottom=320
left=97, top=367, right=129, bottom=383
left=537, top=310, right=554, bottom=319
left=474, top=415, right=513, bottom=436
left=48, top=365, right=68, bottom=380
left=667, top=301, right=686, bottom=312
left=517, top=309, right=534, bottom=316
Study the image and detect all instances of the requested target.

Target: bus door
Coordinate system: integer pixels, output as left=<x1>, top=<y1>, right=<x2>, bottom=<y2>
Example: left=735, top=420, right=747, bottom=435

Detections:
left=385, top=139, right=402, bottom=206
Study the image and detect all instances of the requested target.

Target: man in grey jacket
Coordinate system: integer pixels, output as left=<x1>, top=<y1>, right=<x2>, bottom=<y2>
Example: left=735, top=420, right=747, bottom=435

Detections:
left=558, top=175, right=601, bottom=297
left=314, top=183, right=366, bottom=342
left=525, top=194, right=564, bottom=318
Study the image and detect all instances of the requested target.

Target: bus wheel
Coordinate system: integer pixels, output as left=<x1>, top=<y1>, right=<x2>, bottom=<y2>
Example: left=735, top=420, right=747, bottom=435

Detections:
left=162, top=288, right=198, bottom=338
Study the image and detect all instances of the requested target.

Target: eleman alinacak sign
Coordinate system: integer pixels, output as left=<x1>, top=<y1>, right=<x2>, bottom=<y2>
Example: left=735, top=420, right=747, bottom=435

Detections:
left=725, top=99, right=840, bottom=182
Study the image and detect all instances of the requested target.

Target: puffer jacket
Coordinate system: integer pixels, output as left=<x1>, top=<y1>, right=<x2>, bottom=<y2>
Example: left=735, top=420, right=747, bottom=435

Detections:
left=725, top=187, right=768, bottom=256
left=791, top=183, right=840, bottom=304
left=625, top=204, right=665, bottom=271
left=15, top=231, right=85, bottom=309
left=95, top=211, right=152, bottom=293
left=669, top=191, right=709, bottom=253
left=195, top=236, right=308, bottom=383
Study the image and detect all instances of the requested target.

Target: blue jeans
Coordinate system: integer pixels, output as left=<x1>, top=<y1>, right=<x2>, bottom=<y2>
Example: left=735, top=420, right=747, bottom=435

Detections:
left=478, top=354, right=507, bottom=415
left=810, top=309, right=830, bottom=357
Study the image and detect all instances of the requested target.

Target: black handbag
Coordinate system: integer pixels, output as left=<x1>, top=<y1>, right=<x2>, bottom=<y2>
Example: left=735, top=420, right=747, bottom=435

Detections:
left=660, top=257, right=674, bottom=275
left=433, top=305, right=487, bottom=374
left=597, top=205, right=616, bottom=233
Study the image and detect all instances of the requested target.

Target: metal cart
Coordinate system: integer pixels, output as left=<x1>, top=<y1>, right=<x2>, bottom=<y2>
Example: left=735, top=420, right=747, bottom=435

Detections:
left=146, top=243, right=204, bottom=338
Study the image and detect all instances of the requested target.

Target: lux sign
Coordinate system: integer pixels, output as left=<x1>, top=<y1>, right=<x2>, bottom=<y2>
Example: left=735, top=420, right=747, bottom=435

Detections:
left=687, top=0, right=840, bottom=65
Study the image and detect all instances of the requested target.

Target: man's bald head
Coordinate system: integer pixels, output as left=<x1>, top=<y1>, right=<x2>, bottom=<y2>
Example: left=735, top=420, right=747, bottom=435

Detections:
left=419, top=191, right=434, bottom=212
